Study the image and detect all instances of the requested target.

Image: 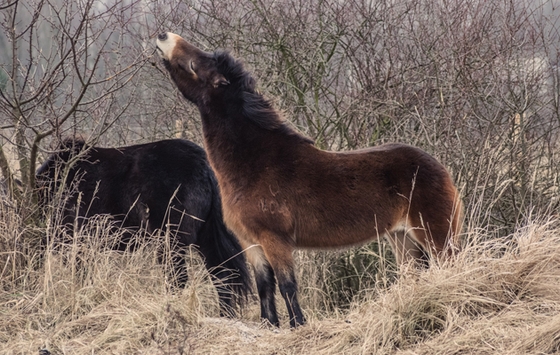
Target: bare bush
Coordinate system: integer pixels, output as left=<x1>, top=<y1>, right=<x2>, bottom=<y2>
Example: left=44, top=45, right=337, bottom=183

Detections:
left=0, top=0, right=177, bottom=209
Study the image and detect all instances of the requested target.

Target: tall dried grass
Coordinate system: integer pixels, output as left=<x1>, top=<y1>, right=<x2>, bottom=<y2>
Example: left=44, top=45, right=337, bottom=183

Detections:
left=2, top=193, right=560, bottom=354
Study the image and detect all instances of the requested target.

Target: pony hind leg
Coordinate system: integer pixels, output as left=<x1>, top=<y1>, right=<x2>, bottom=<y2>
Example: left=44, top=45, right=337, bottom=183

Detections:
left=198, top=248, right=237, bottom=317
left=385, top=230, right=428, bottom=269
left=408, top=183, right=463, bottom=261
left=171, top=240, right=239, bottom=317
left=407, top=207, right=460, bottom=262
left=171, top=247, right=190, bottom=288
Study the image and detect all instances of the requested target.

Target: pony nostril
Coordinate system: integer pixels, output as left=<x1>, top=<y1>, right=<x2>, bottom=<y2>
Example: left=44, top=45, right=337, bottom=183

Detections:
left=157, top=33, right=168, bottom=41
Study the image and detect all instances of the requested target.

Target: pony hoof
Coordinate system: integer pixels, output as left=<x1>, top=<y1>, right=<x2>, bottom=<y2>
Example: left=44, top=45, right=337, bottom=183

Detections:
left=260, top=319, right=280, bottom=329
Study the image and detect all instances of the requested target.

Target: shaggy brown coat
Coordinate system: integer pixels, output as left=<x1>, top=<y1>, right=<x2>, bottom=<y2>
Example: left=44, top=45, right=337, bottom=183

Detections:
left=156, top=32, right=463, bottom=327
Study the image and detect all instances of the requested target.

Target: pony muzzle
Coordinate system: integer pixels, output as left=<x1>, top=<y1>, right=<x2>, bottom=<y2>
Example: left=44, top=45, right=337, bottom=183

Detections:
left=156, top=32, right=181, bottom=60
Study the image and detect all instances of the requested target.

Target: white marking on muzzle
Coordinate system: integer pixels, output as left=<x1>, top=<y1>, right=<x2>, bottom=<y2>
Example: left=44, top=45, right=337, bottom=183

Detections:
left=155, top=32, right=182, bottom=60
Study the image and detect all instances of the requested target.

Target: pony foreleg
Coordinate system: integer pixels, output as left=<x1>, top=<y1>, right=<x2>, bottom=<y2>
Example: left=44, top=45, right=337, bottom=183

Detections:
left=243, top=244, right=279, bottom=326
left=276, top=267, right=305, bottom=327
left=259, top=237, right=305, bottom=328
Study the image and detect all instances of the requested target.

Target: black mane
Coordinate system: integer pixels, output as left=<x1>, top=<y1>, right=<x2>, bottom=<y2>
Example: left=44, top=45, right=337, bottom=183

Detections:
left=213, top=51, right=314, bottom=144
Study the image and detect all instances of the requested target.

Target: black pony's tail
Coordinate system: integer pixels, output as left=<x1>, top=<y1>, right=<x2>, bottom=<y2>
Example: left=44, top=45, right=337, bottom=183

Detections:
left=198, top=171, right=252, bottom=316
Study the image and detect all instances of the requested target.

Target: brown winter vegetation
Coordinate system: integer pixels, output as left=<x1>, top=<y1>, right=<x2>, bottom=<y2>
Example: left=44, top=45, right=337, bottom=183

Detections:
left=2, top=0, right=560, bottom=353
left=2, top=203, right=560, bottom=354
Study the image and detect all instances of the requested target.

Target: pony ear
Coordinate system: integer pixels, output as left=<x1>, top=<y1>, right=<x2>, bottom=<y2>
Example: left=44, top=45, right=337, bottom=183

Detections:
left=212, top=73, right=230, bottom=88
left=177, top=57, right=196, bottom=76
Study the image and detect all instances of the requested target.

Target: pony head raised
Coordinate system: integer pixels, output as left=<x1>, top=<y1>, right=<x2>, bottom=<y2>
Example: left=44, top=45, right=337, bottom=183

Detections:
left=156, top=32, right=230, bottom=103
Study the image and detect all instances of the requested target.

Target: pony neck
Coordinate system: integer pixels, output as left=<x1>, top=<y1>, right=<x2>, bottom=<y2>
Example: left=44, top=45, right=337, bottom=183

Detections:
left=197, top=94, right=310, bottom=176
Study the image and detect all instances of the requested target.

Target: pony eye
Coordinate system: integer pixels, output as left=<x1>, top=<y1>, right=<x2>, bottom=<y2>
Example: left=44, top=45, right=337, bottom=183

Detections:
left=190, top=61, right=195, bottom=72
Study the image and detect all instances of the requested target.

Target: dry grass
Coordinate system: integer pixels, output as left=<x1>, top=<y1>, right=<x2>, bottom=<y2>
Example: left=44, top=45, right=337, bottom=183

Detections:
left=2, top=198, right=560, bottom=354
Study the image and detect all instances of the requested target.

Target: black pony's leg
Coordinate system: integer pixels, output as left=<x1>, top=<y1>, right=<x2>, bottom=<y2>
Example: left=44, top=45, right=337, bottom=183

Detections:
left=155, top=238, right=190, bottom=289
left=196, top=227, right=248, bottom=317
left=173, top=247, right=189, bottom=289
left=199, top=253, right=237, bottom=317
left=162, top=207, right=199, bottom=289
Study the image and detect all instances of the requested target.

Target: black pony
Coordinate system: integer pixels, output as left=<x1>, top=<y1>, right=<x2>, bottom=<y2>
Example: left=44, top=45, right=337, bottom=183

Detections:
left=36, top=138, right=251, bottom=315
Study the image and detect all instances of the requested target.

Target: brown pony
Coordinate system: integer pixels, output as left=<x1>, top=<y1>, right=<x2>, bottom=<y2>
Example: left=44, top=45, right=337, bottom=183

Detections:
left=156, top=32, right=463, bottom=328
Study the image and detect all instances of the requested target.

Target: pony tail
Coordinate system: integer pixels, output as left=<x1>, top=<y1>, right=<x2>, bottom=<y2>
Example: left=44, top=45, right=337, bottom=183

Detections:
left=197, top=170, right=252, bottom=313
left=450, top=192, right=465, bottom=253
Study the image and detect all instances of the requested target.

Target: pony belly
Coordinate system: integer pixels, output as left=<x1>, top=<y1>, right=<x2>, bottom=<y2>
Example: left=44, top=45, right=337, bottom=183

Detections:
left=293, top=221, right=385, bottom=249
left=292, top=207, right=411, bottom=249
